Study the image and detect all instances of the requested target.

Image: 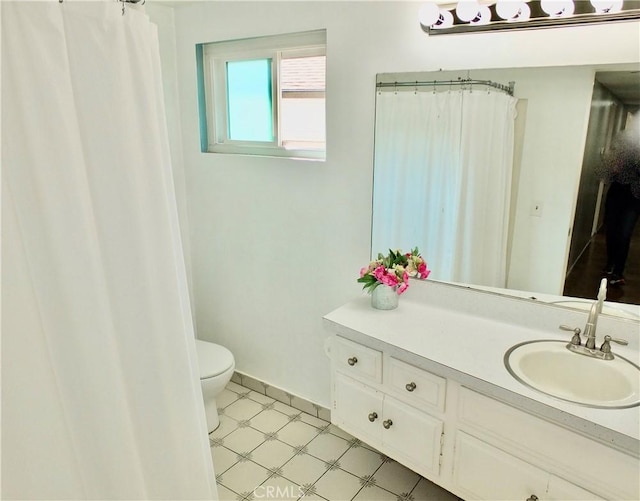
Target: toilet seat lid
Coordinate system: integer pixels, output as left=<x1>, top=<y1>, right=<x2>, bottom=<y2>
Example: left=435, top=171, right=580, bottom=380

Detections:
left=195, top=339, right=235, bottom=378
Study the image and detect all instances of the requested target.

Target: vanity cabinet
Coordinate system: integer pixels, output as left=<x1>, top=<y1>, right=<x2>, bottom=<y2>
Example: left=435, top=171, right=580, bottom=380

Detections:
left=332, top=337, right=445, bottom=478
left=453, top=432, right=603, bottom=501
left=329, top=335, right=639, bottom=501
left=334, top=374, right=444, bottom=477
left=455, top=387, right=636, bottom=500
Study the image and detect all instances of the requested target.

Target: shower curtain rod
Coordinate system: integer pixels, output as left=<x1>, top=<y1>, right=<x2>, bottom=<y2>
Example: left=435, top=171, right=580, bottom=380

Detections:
left=376, top=78, right=515, bottom=96
left=58, top=0, right=145, bottom=3
left=58, top=0, right=145, bottom=12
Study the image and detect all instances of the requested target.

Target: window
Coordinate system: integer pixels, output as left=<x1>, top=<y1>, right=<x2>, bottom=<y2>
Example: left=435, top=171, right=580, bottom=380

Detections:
left=198, top=30, right=326, bottom=160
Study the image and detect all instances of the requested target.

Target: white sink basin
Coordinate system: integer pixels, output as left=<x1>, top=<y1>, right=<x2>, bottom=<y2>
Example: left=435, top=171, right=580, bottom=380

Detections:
left=504, top=340, right=640, bottom=408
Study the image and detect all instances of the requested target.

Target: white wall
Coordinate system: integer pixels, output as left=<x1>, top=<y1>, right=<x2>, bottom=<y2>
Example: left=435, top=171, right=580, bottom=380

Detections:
left=505, top=65, right=597, bottom=294
left=150, top=1, right=640, bottom=408
left=147, top=5, right=196, bottom=317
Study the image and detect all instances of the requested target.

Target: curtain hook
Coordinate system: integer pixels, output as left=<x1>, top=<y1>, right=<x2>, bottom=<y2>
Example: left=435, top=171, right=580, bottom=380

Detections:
left=394, top=82, right=397, bottom=95
left=433, top=80, right=436, bottom=94
left=414, top=81, right=418, bottom=95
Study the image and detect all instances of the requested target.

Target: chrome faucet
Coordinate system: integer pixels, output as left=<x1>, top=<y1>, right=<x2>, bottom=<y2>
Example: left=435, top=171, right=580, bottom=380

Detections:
left=560, top=278, right=628, bottom=360
left=583, top=302, right=600, bottom=350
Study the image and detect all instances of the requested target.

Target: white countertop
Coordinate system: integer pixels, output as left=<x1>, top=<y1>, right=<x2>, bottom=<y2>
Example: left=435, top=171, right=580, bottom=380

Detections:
left=323, top=282, right=640, bottom=455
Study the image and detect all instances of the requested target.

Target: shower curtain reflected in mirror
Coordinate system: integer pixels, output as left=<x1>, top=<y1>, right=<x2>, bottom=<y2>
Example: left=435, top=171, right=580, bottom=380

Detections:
left=2, top=2, right=216, bottom=499
left=372, top=89, right=517, bottom=287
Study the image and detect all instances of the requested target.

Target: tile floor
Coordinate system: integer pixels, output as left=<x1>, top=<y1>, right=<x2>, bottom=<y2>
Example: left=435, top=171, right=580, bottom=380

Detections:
left=210, top=381, right=461, bottom=501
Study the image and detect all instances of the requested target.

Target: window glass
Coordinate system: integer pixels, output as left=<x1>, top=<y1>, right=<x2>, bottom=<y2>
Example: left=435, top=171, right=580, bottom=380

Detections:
left=226, top=59, right=273, bottom=142
left=280, top=55, right=326, bottom=150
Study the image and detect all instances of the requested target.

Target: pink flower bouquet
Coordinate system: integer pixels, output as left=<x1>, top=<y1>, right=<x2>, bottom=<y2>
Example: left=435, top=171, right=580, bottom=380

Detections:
left=357, top=248, right=431, bottom=295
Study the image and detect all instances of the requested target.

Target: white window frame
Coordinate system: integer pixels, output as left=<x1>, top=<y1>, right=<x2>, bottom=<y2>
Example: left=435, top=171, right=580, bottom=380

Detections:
left=201, top=30, right=326, bottom=160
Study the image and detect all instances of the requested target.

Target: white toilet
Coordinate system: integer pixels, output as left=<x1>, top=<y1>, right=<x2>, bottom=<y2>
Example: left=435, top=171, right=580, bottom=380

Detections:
left=195, top=339, right=235, bottom=432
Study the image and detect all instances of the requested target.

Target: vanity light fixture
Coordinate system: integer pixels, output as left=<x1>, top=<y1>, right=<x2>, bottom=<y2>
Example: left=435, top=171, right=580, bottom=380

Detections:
left=590, top=0, right=624, bottom=12
left=419, top=0, right=640, bottom=35
left=437, top=9, right=456, bottom=27
left=495, top=1, right=523, bottom=20
left=495, top=1, right=532, bottom=22
left=471, top=4, right=493, bottom=23
left=456, top=0, right=483, bottom=21
left=540, top=0, right=575, bottom=17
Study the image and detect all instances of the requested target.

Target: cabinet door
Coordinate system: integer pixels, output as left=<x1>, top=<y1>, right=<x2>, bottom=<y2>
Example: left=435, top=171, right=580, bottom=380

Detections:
left=334, top=374, right=383, bottom=446
left=381, top=396, right=444, bottom=478
left=453, top=432, right=548, bottom=501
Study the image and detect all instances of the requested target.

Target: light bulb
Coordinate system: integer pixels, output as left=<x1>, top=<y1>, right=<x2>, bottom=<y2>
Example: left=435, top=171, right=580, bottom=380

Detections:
left=470, top=5, right=492, bottom=24
left=541, top=0, right=575, bottom=17
left=456, top=1, right=482, bottom=22
left=496, top=1, right=524, bottom=20
left=590, top=0, right=623, bottom=13
left=419, top=2, right=442, bottom=27
left=432, top=9, right=455, bottom=29
left=512, top=2, right=530, bottom=21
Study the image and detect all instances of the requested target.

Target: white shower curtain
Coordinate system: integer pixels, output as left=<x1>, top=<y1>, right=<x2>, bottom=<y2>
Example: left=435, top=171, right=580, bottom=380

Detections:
left=372, top=89, right=517, bottom=287
left=2, top=2, right=216, bottom=499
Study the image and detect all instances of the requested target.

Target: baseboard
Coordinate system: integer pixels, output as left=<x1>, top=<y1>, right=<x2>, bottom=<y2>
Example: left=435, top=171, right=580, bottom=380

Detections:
left=231, top=371, right=331, bottom=422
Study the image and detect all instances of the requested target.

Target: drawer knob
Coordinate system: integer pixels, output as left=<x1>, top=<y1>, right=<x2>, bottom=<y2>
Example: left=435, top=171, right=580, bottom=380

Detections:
left=382, top=419, right=393, bottom=429
left=405, top=382, right=417, bottom=392
left=347, top=357, right=358, bottom=366
left=368, top=412, right=378, bottom=422
left=526, top=496, right=538, bottom=501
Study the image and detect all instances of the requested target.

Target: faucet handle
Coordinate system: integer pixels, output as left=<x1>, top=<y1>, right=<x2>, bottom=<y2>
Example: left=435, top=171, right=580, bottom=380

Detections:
left=600, top=335, right=629, bottom=359
left=559, top=325, right=582, bottom=345
left=600, top=335, right=629, bottom=352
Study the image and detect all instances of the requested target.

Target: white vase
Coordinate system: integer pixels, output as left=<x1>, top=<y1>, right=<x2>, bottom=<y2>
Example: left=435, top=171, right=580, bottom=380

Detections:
left=371, top=284, right=399, bottom=310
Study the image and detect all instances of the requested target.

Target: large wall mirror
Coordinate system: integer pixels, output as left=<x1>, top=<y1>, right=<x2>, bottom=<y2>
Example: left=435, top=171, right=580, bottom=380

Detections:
left=372, top=62, right=640, bottom=318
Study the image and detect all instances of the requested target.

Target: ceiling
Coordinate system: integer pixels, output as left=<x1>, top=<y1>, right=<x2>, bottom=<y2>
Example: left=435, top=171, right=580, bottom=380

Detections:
left=596, top=71, right=640, bottom=106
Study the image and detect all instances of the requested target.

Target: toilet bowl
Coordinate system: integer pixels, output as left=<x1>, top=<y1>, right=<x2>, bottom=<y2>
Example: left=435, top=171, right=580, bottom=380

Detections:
left=195, top=339, right=235, bottom=432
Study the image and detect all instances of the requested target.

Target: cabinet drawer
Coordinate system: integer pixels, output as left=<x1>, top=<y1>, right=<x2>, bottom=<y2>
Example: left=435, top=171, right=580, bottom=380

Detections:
left=458, top=387, right=639, bottom=500
left=453, top=431, right=548, bottom=501
left=385, top=357, right=446, bottom=412
left=453, top=432, right=603, bottom=501
left=547, top=475, right=602, bottom=500
left=334, top=336, right=382, bottom=383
